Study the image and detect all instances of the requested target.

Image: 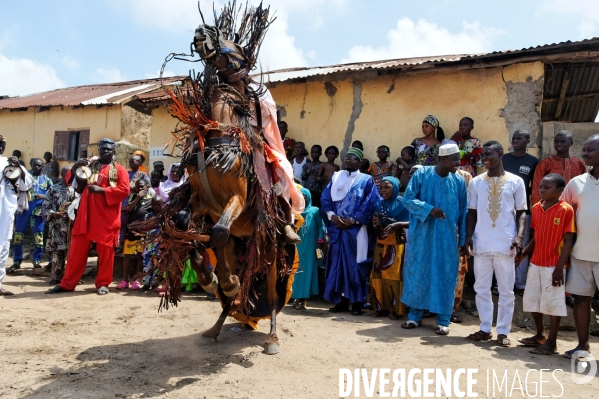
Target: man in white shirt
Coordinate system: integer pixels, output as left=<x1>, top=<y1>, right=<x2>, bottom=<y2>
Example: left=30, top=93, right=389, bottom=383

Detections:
left=465, top=140, right=527, bottom=347
left=561, top=134, right=599, bottom=359
left=0, top=135, right=33, bottom=295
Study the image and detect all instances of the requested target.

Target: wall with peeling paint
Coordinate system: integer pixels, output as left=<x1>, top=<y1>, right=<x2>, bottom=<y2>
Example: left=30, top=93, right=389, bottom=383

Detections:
left=0, top=105, right=122, bottom=168
left=269, top=61, right=544, bottom=165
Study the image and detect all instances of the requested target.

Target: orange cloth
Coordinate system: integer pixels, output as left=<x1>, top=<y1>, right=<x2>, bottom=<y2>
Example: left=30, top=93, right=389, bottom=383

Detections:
left=531, top=156, right=587, bottom=205
left=530, top=200, right=575, bottom=267
left=139, top=164, right=149, bottom=175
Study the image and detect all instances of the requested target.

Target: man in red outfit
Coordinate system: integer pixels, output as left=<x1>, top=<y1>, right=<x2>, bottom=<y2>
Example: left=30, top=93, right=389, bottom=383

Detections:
left=46, top=138, right=129, bottom=295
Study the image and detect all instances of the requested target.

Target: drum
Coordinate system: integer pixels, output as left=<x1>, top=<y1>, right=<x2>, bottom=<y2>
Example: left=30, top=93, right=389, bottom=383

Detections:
left=75, top=166, right=92, bottom=181
left=2, top=165, right=21, bottom=183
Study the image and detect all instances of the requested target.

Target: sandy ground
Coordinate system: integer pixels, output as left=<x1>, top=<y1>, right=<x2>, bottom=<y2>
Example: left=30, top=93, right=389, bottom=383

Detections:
left=2, top=260, right=599, bottom=399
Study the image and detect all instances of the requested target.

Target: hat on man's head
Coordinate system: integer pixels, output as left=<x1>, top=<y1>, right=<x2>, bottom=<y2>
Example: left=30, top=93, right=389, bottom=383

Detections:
left=153, top=160, right=164, bottom=167
left=0, top=135, right=5, bottom=142
left=99, top=138, right=115, bottom=146
left=439, top=143, right=460, bottom=157
left=346, top=147, right=364, bottom=160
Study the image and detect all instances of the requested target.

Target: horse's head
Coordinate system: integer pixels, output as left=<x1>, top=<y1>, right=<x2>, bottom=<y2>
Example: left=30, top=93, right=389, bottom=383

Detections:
left=193, top=24, right=249, bottom=83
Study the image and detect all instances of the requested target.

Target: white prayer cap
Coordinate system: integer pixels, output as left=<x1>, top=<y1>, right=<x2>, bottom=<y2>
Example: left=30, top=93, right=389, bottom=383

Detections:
left=439, top=143, right=460, bottom=157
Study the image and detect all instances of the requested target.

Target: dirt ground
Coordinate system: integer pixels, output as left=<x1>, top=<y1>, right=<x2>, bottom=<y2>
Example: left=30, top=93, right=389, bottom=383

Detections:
left=2, top=260, right=599, bottom=399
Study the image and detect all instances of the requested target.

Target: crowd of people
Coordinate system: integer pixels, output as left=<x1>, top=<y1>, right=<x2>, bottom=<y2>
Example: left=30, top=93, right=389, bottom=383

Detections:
left=283, top=116, right=599, bottom=359
left=0, top=114, right=598, bottom=360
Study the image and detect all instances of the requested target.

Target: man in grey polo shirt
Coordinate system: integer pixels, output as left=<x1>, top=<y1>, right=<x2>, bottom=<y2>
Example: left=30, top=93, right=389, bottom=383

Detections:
left=561, top=134, right=599, bottom=359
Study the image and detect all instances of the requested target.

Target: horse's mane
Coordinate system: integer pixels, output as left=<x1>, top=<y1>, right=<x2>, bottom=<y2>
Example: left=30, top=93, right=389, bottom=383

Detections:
left=212, top=0, right=275, bottom=72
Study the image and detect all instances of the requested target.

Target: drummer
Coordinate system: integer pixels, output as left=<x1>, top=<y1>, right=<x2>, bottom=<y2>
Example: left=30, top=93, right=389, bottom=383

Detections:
left=41, top=166, right=76, bottom=285
left=47, top=138, right=130, bottom=295
left=8, top=158, right=52, bottom=272
left=0, top=135, right=33, bottom=296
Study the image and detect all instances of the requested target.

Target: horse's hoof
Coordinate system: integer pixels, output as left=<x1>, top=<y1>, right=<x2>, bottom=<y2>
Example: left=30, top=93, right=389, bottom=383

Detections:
left=200, top=273, right=219, bottom=293
left=197, top=335, right=218, bottom=347
left=264, top=340, right=279, bottom=355
left=222, top=276, right=240, bottom=298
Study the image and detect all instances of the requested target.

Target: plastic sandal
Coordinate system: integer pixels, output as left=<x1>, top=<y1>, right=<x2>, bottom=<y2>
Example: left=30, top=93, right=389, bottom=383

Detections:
left=116, top=280, right=129, bottom=290
left=130, top=281, right=142, bottom=290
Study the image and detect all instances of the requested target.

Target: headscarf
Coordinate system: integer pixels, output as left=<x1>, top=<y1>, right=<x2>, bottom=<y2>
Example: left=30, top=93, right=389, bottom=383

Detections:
left=300, top=187, right=315, bottom=215
left=133, top=150, right=146, bottom=161
left=423, top=115, right=439, bottom=128
left=374, top=176, right=408, bottom=224
left=346, top=147, right=364, bottom=160
left=158, top=163, right=186, bottom=202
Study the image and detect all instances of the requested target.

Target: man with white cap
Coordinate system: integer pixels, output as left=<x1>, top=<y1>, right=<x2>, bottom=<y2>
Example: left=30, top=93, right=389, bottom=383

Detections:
left=400, top=143, right=468, bottom=335
left=0, top=135, right=33, bottom=295
left=465, top=140, right=527, bottom=347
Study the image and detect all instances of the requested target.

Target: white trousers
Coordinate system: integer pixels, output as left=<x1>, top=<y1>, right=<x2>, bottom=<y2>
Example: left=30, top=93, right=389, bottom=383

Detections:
left=0, top=240, right=9, bottom=288
left=474, top=255, right=515, bottom=336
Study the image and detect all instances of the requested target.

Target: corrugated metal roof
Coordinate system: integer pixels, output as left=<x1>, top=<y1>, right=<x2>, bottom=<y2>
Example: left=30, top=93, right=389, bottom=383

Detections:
left=542, top=62, right=599, bottom=122
left=256, top=37, right=599, bottom=83
left=0, top=76, right=187, bottom=110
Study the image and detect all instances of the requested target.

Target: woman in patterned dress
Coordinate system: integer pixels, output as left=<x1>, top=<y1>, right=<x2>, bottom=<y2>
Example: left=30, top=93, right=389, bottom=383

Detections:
left=411, top=115, right=444, bottom=166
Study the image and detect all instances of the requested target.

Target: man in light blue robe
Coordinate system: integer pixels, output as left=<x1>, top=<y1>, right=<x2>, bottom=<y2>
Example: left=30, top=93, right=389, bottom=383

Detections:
left=400, top=143, right=468, bottom=334
left=321, top=148, right=380, bottom=315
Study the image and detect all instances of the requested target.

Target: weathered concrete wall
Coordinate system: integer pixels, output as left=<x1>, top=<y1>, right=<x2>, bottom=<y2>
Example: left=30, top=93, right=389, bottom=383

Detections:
left=120, top=105, right=152, bottom=150
left=268, top=61, right=544, bottom=165
left=540, top=121, right=599, bottom=159
left=0, top=105, right=121, bottom=168
left=148, top=105, right=180, bottom=170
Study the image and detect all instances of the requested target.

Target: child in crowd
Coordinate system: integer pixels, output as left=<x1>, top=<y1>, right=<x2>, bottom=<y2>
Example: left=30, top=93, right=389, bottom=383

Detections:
left=450, top=117, right=484, bottom=177
left=42, top=166, right=75, bottom=285
left=317, top=146, right=340, bottom=190
left=291, top=188, right=325, bottom=310
left=369, top=177, right=409, bottom=319
left=301, top=145, right=323, bottom=208
left=352, top=140, right=370, bottom=173
left=118, top=179, right=153, bottom=290
left=517, top=174, right=575, bottom=355
left=368, top=145, right=398, bottom=189
left=531, top=130, right=586, bottom=206
left=292, top=141, right=308, bottom=181
left=396, top=146, right=416, bottom=194
left=141, top=195, right=163, bottom=291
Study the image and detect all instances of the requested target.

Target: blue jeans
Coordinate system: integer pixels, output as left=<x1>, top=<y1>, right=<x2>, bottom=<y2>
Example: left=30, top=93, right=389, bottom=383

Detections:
left=408, top=308, right=451, bottom=327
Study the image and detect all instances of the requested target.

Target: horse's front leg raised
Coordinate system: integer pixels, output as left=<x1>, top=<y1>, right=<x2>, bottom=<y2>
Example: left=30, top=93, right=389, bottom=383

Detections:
left=212, top=195, right=243, bottom=297
left=264, top=257, right=280, bottom=355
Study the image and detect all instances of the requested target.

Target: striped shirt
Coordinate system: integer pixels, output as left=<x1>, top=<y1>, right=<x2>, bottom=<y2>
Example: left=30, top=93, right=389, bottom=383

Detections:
left=530, top=200, right=575, bottom=267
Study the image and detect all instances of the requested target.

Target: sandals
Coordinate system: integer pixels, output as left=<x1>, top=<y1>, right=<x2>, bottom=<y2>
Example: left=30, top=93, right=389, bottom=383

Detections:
left=116, top=280, right=129, bottom=290
left=97, top=286, right=109, bottom=295
left=130, top=281, right=142, bottom=290
left=466, top=330, right=493, bottom=341
left=450, top=313, right=463, bottom=323
left=518, top=336, right=546, bottom=347
left=497, top=334, right=511, bottom=347
left=529, top=348, right=557, bottom=355
left=401, top=320, right=421, bottom=329
left=563, top=349, right=591, bottom=359
left=436, top=325, right=450, bottom=335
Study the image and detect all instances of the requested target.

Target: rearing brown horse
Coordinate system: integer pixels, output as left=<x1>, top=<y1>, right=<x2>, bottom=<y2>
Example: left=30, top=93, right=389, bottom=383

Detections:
left=164, top=3, right=295, bottom=354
